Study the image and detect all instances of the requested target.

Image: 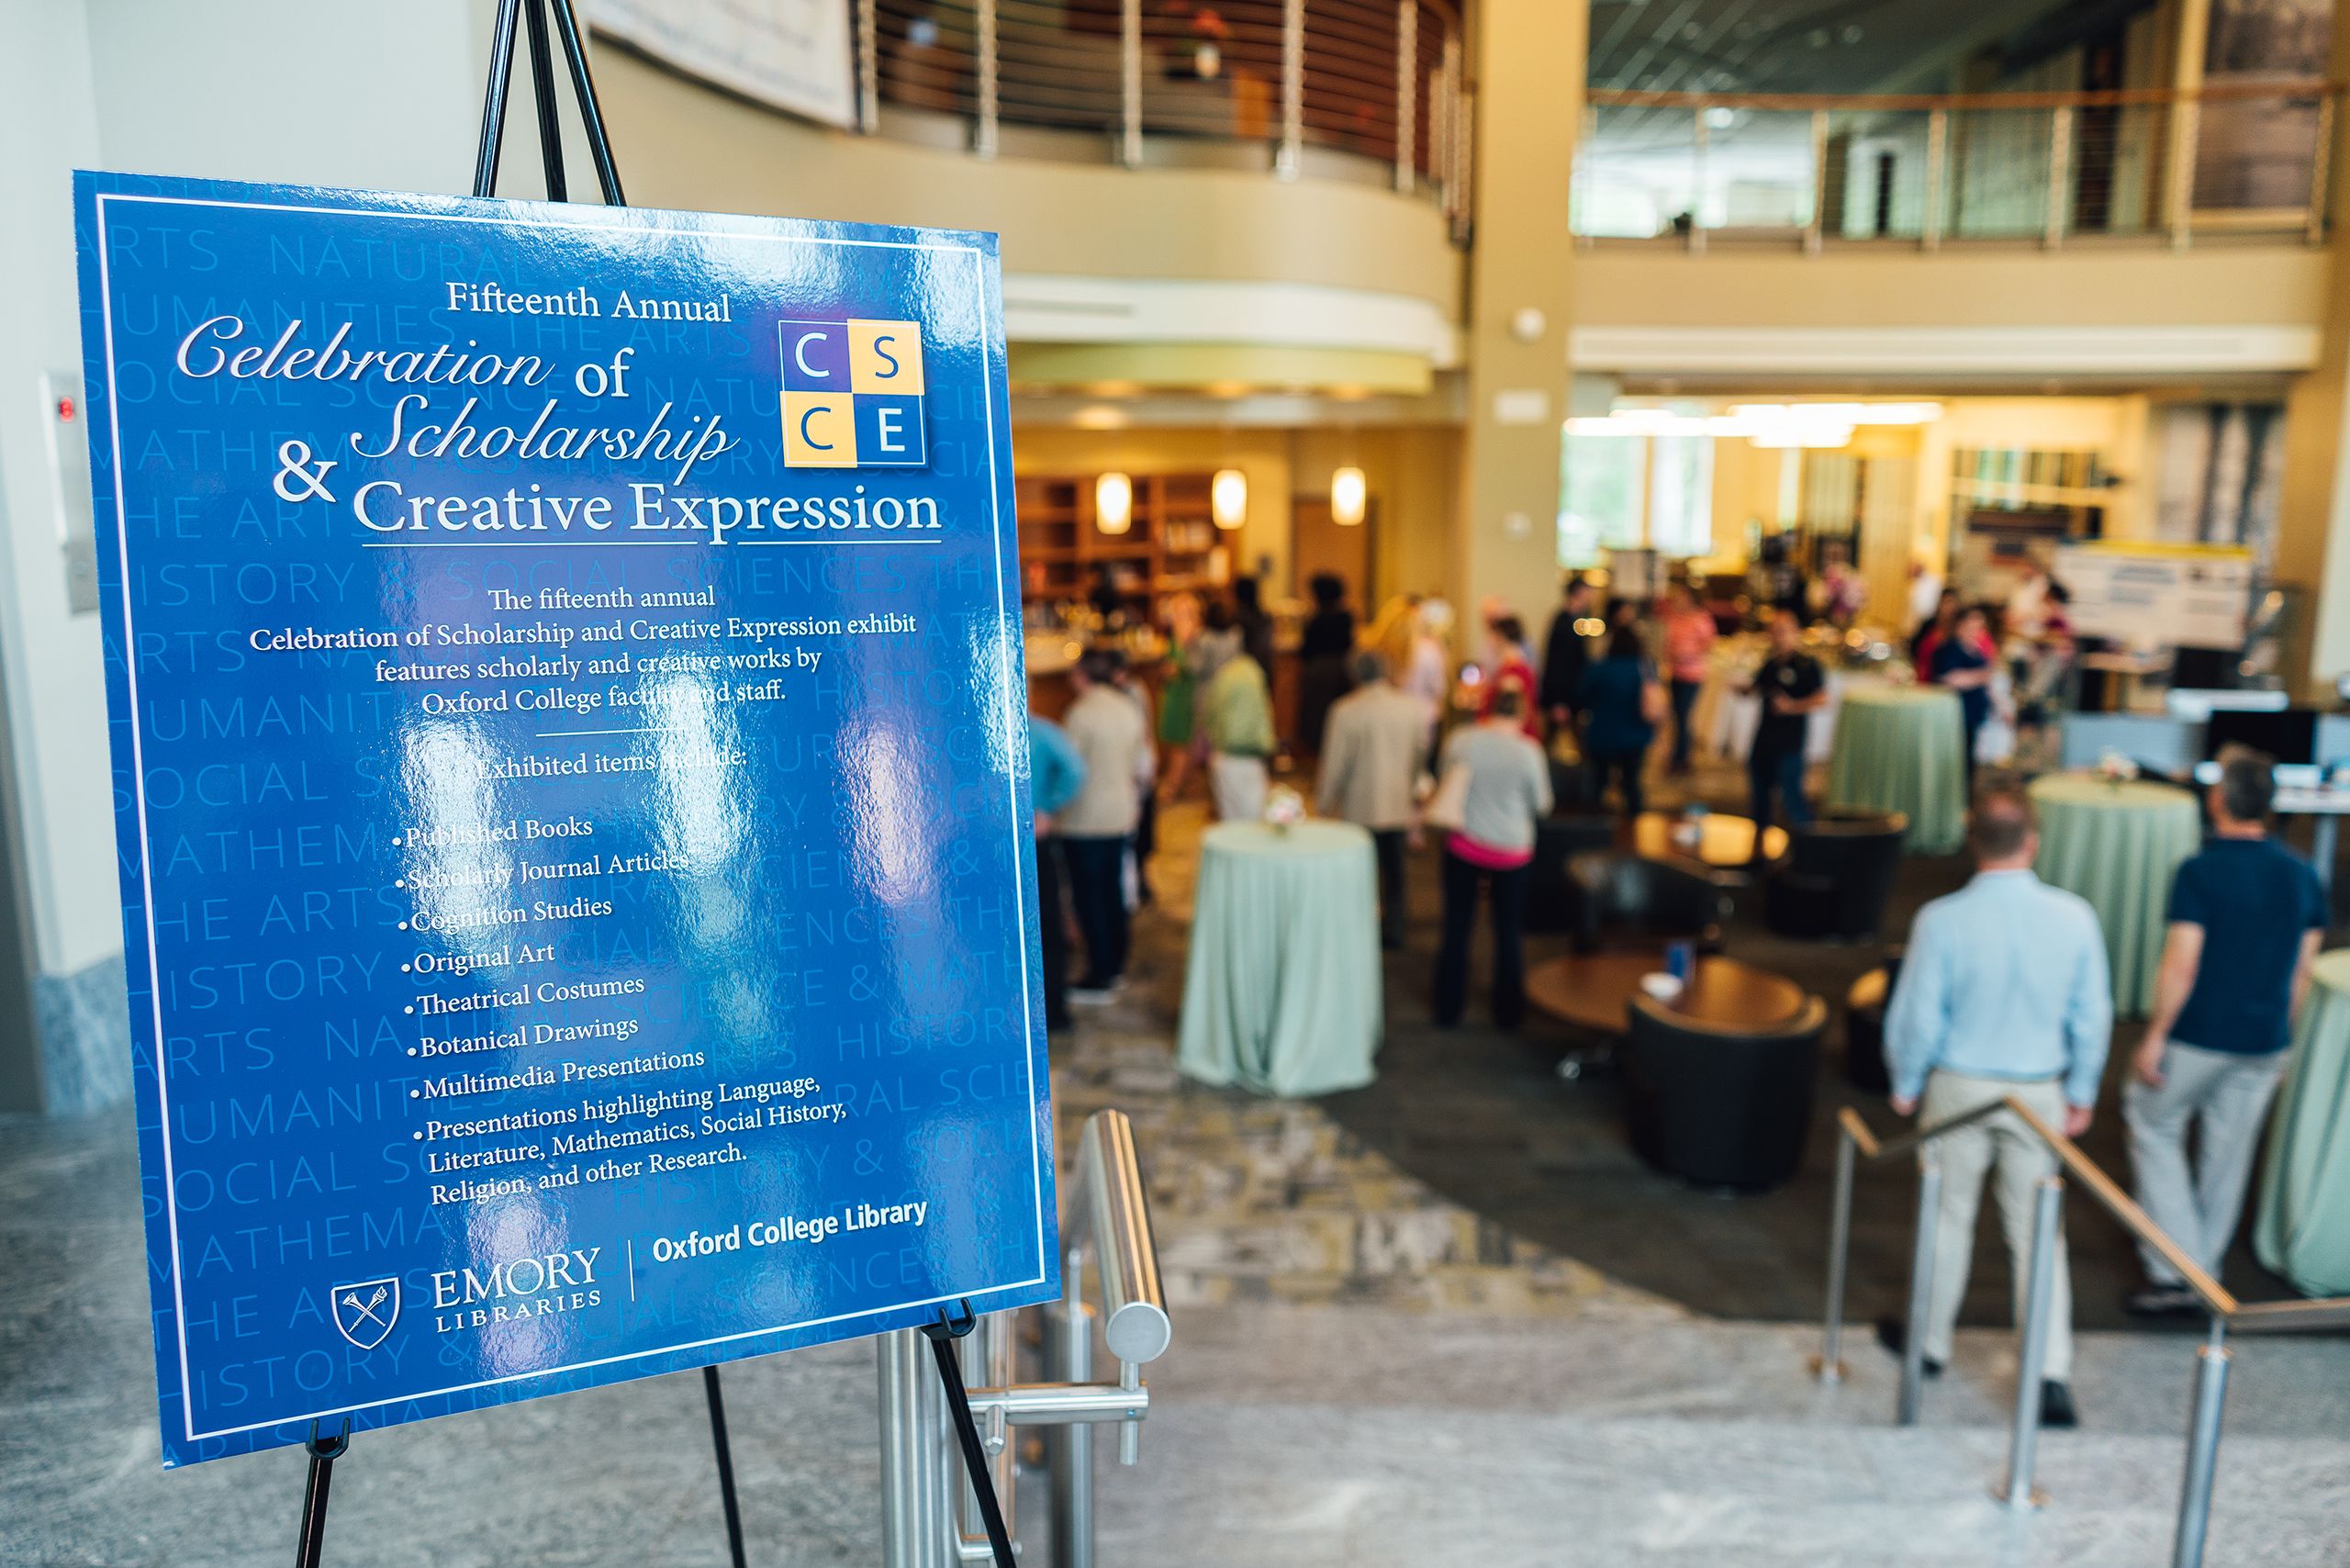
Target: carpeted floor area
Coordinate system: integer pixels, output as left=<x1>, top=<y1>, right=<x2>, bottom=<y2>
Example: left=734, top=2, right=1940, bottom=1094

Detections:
left=1125, top=763, right=2312, bottom=1338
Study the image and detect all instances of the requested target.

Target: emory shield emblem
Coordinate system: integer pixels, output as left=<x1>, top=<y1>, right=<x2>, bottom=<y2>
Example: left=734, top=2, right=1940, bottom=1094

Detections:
left=330, top=1278, right=401, bottom=1350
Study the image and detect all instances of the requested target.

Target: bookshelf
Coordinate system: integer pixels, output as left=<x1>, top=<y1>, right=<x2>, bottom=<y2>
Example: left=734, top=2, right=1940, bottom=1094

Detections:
left=1015, top=471, right=1233, bottom=621
left=1949, top=447, right=2117, bottom=534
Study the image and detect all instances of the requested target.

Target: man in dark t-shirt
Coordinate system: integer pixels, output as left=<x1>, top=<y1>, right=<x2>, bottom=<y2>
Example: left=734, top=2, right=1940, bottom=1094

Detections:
left=2123, top=746, right=2329, bottom=1316
left=1539, top=577, right=1596, bottom=733
left=1741, top=609, right=1826, bottom=838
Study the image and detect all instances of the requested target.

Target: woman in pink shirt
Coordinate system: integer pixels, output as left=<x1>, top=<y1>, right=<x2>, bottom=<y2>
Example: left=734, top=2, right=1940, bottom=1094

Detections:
left=1432, top=686, right=1553, bottom=1028
left=1661, top=582, right=1717, bottom=775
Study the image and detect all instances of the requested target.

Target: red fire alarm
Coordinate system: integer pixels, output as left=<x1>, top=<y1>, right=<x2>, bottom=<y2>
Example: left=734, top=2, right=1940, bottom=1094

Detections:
left=56, top=397, right=75, bottom=422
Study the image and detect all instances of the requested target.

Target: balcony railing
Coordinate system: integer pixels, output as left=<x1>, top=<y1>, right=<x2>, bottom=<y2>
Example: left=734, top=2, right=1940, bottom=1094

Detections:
left=859, top=0, right=1467, bottom=229
left=1574, top=81, right=2338, bottom=250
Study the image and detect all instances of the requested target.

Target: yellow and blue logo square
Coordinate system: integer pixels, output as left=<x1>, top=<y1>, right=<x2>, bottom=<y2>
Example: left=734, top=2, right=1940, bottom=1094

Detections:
left=780, top=318, right=927, bottom=468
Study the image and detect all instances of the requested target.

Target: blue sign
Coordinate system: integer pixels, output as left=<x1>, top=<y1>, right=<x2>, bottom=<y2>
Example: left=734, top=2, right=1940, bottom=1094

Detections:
left=73, top=171, right=1058, bottom=1468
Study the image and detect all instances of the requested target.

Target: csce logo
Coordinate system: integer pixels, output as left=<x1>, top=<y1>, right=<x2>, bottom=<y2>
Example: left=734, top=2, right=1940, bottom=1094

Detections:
left=779, top=318, right=927, bottom=469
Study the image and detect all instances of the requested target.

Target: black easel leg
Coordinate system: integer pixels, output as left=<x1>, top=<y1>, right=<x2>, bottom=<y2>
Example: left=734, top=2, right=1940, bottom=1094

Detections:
left=702, top=1366, right=749, bottom=1568
left=472, top=0, right=524, bottom=197
left=522, top=0, right=568, bottom=201
left=293, top=1420, right=352, bottom=1568
left=546, top=0, right=628, bottom=205
left=922, top=1307, right=1016, bottom=1568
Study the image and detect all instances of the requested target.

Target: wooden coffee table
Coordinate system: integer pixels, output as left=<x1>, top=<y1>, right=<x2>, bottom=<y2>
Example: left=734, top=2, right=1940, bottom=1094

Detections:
left=1632, top=811, right=1788, bottom=874
left=1526, top=950, right=1807, bottom=1036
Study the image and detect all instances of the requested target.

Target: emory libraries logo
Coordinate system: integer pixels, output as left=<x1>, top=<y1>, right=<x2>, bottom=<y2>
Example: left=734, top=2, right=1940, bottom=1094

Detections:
left=779, top=318, right=927, bottom=468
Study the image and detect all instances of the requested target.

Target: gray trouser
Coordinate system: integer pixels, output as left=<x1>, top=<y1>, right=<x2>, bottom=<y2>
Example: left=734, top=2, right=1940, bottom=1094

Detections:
left=2124, top=1040, right=2289, bottom=1289
left=1919, top=1072, right=2074, bottom=1380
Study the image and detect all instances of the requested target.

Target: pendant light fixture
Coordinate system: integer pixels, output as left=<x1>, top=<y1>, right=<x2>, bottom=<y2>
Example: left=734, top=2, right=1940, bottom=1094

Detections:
left=1331, top=465, right=1367, bottom=527
left=1095, top=471, right=1133, bottom=534
left=1211, top=468, right=1248, bottom=531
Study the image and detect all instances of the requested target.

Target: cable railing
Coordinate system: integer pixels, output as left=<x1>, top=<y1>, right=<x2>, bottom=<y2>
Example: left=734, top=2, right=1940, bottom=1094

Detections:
left=1576, top=81, right=2338, bottom=250
left=859, top=0, right=1468, bottom=228
left=1818, top=1096, right=2350, bottom=1568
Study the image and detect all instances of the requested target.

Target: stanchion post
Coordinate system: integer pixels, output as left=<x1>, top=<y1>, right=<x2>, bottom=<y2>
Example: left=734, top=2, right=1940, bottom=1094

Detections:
left=878, top=1329, right=952, bottom=1568
left=1897, top=1155, right=1942, bottom=1426
left=2172, top=1318, right=2232, bottom=1568
left=955, top=1314, right=1018, bottom=1554
left=1999, top=1176, right=2064, bottom=1509
left=1046, top=1294, right=1099, bottom=1568
left=1814, top=1128, right=1857, bottom=1382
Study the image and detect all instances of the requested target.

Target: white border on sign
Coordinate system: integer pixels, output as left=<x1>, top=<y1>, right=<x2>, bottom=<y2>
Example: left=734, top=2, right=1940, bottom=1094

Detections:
left=91, top=191, right=1046, bottom=1446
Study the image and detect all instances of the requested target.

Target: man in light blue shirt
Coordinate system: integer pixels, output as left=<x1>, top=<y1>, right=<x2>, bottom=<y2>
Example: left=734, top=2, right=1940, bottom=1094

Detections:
left=1881, top=778, right=2111, bottom=1428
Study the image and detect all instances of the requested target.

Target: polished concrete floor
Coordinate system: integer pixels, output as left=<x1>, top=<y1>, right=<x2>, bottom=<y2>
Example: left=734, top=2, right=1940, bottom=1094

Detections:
left=6, top=790, right=2348, bottom=1565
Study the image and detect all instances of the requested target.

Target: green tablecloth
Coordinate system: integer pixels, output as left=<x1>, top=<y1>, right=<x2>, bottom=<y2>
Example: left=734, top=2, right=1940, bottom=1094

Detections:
left=1177, top=821, right=1382, bottom=1096
left=2257, top=948, right=2350, bottom=1295
left=1825, top=683, right=1967, bottom=855
left=2028, top=774, right=2202, bottom=1016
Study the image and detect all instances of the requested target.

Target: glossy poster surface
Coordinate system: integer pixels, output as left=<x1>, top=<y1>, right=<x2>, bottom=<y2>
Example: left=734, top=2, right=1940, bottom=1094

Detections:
left=73, top=172, right=1056, bottom=1467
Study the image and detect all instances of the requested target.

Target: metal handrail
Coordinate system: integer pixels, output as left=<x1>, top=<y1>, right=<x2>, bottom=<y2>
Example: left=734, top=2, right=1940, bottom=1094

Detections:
left=877, top=1108, right=1172, bottom=1568
left=1819, top=1092, right=2348, bottom=1566
left=1590, top=78, right=2340, bottom=112
left=1833, top=1098, right=2350, bottom=1333
left=1576, top=80, right=2337, bottom=250
left=865, top=0, right=1468, bottom=225
left=1070, top=1107, right=1172, bottom=1366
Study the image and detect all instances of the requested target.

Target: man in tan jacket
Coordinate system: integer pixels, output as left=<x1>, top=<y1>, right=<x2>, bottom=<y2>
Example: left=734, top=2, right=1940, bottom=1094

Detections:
left=1059, top=647, right=1153, bottom=1002
left=1317, top=650, right=1428, bottom=950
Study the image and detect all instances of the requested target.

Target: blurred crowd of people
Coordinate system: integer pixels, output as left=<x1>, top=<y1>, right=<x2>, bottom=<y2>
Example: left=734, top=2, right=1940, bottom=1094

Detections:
left=1025, top=553, right=2328, bottom=1425
left=1026, top=549, right=2083, bottom=1032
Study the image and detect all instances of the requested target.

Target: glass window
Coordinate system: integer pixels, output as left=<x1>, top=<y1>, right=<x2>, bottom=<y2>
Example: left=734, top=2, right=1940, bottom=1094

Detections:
left=1648, top=434, right=1714, bottom=558
left=1560, top=431, right=1644, bottom=568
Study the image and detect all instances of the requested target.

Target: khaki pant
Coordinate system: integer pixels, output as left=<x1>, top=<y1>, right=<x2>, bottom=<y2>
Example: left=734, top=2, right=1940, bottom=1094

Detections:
left=1209, top=753, right=1268, bottom=822
left=1919, top=1071, right=2074, bottom=1381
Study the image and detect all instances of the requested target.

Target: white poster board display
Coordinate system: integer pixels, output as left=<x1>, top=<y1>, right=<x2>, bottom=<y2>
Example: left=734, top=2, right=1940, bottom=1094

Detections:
left=2054, top=543, right=2253, bottom=650
left=592, top=0, right=856, bottom=129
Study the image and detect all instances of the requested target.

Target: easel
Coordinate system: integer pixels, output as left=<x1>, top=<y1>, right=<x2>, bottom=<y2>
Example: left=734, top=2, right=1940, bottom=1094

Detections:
left=287, top=5, right=1021, bottom=1562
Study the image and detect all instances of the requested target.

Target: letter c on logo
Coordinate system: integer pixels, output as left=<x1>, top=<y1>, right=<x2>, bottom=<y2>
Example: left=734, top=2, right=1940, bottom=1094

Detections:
left=793, top=330, right=832, bottom=380
left=800, top=406, right=835, bottom=452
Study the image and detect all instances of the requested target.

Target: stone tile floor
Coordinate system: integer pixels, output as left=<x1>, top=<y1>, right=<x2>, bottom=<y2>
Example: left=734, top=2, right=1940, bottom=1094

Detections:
left=5, top=792, right=2346, bottom=1565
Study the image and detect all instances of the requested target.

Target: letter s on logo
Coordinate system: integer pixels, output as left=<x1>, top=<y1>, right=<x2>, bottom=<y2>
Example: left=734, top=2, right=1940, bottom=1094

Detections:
left=793, top=330, right=834, bottom=380
left=871, top=335, right=901, bottom=380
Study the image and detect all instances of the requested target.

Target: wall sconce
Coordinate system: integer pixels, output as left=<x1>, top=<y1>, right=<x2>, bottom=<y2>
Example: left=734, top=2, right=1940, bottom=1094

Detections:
left=1211, top=468, right=1248, bottom=531
left=1331, top=465, right=1367, bottom=527
left=1095, top=471, right=1133, bottom=534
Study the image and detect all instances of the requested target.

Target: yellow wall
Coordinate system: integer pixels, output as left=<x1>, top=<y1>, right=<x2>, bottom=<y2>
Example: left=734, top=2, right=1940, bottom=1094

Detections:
left=1912, top=397, right=2154, bottom=563
left=1707, top=439, right=1781, bottom=560
left=1288, top=427, right=1461, bottom=608
left=1456, top=0, right=1585, bottom=643
left=2272, top=7, right=2350, bottom=699
left=1675, top=397, right=2154, bottom=620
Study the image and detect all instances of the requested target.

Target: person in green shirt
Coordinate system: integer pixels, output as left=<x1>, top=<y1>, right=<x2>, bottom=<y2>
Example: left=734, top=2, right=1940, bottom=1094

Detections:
left=1203, top=634, right=1275, bottom=823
